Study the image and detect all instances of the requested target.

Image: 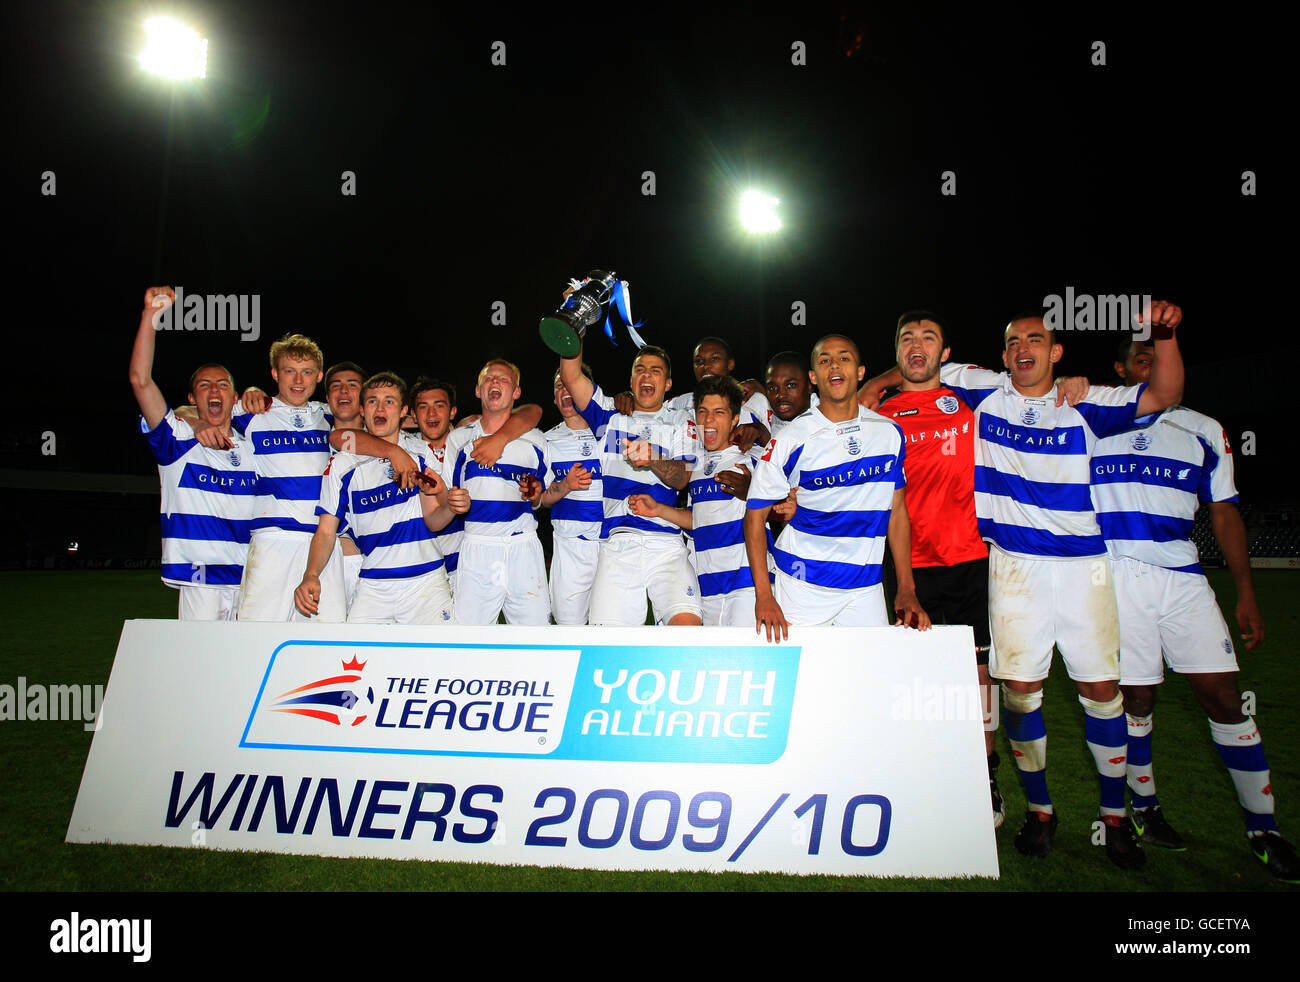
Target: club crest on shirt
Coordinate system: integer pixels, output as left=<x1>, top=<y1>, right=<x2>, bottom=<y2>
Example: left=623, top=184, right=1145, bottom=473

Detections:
left=845, top=436, right=862, bottom=457
left=292, top=414, right=305, bottom=429
left=580, top=442, right=593, bottom=457
left=704, top=458, right=718, bottom=476
left=1223, top=638, right=1233, bottom=655
left=1130, top=432, right=1151, bottom=451
left=228, top=450, right=241, bottom=466
left=1020, top=406, right=1040, bottom=426
left=385, top=461, right=395, bottom=481
left=936, top=395, right=960, bottom=414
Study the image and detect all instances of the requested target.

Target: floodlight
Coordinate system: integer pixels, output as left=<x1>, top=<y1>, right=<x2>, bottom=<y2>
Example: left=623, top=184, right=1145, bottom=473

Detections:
left=740, top=189, right=782, bottom=234
left=139, top=17, right=208, bottom=80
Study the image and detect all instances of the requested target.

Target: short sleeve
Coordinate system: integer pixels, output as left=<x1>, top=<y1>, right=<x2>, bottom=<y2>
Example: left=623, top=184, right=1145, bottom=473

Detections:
left=140, top=409, right=196, bottom=466
left=317, top=455, right=349, bottom=522
left=1075, top=383, right=1146, bottom=439
left=231, top=402, right=254, bottom=437
left=747, top=436, right=796, bottom=509
left=591, top=385, right=617, bottom=412
left=893, top=424, right=907, bottom=488
left=1199, top=423, right=1238, bottom=504
left=440, top=430, right=468, bottom=487
left=536, top=438, right=551, bottom=480
left=742, top=391, right=773, bottom=429
left=579, top=394, right=617, bottom=434
left=939, top=364, right=1003, bottom=410
left=669, top=419, right=699, bottom=466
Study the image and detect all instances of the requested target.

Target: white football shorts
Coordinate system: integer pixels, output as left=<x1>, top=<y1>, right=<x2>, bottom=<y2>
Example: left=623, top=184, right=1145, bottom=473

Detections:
left=550, top=534, right=601, bottom=625
left=1112, top=556, right=1239, bottom=685
left=238, top=529, right=347, bottom=623
left=454, top=531, right=550, bottom=625
left=702, top=586, right=758, bottom=627
left=774, top=572, right=888, bottom=627
left=177, top=585, right=240, bottom=622
left=986, top=545, right=1120, bottom=683
left=342, top=550, right=364, bottom=613
left=346, top=569, right=456, bottom=625
left=588, top=532, right=702, bottom=626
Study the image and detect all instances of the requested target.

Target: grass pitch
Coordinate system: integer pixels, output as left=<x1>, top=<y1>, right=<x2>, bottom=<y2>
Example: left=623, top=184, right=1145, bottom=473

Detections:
left=1, top=570, right=1295, bottom=891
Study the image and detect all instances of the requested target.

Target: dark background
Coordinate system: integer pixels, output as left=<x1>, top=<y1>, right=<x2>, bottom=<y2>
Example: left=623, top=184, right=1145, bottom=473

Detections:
left=1, top=2, right=1288, bottom=563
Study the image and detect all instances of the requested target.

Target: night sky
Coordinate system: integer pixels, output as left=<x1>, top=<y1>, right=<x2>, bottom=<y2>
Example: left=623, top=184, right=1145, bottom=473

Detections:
left=4, top=2, right=1288, bottom=494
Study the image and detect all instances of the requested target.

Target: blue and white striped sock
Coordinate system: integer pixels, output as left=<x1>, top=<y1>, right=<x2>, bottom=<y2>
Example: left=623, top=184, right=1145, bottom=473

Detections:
left=1126, top=712, right=1160, bottom=812
left=1003, top=687, right=1051, bottom=815
left=1210, top=717, right=1277, bottom=835
left=1081, top=695, right=1128, bottom=821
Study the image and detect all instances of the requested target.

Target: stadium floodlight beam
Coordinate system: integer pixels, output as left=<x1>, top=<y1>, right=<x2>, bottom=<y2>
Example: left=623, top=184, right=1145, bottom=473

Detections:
left=740, top=189, right=782, bottom=234
left=139, top=17, right=208, bottom=80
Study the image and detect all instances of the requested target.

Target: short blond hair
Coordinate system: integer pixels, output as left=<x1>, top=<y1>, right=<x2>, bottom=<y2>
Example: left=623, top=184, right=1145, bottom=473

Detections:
left=269, top=333, right=324, bottom=373
left=478, top=358, right=521, bottom=387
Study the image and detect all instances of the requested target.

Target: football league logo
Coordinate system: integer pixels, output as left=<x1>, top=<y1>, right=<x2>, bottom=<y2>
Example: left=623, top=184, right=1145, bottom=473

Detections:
left=1130, top=432, right=1151, bottom=451
left=936, top=395, right=960, bottom=414
left=1020, top=406, right=1040, bottom=426
left=269, top=656, right=373, bottom=727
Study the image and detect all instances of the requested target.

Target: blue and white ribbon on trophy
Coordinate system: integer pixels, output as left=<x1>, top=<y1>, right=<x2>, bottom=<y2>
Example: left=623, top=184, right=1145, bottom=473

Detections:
left=567, top=276, right=647, bottom=348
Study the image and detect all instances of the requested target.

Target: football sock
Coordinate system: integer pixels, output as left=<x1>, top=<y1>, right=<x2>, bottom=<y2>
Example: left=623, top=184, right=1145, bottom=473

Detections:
left=1126, top=712, right=1160, bottom=812
left=1081, top=694, right=1127, bottom=821
left=1003, top=687, right=1051, bottom=815
left=1210, top=717, right=1278, bottom=836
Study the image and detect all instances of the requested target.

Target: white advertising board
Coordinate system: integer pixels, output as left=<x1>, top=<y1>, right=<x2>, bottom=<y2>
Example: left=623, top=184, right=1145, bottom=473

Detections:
left=68, top=621, right=998, bottom=878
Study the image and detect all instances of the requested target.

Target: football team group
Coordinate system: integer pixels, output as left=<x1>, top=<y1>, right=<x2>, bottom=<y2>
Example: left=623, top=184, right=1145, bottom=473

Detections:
left=128, top=285, right=1295, bottom=880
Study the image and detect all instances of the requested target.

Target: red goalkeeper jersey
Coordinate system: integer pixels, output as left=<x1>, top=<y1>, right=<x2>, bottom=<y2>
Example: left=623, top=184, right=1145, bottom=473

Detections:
left=879, top=386, right=986, bottom=568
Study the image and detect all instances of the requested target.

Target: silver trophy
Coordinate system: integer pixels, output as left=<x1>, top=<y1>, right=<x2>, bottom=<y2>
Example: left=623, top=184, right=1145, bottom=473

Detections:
left=539, top=269, right=622, bottom=357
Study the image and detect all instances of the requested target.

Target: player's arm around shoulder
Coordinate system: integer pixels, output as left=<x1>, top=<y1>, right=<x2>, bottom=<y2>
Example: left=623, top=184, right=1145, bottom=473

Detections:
left=938, top=362, right=1004, bottom=410
left=472, top=409, right=543, bottom=468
